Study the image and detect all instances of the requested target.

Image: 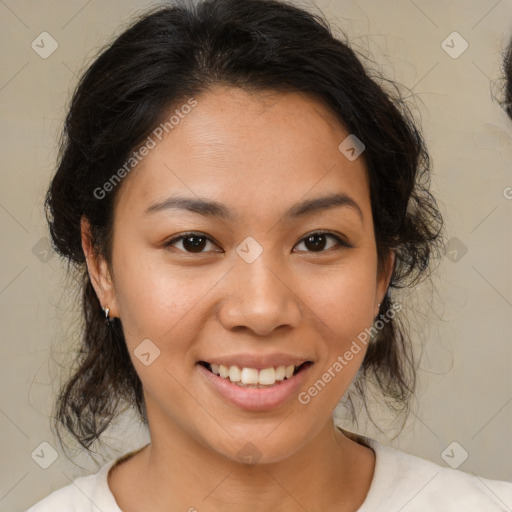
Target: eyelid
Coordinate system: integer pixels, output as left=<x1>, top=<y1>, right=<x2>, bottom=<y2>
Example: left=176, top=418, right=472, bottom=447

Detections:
left=164, top=231, right=222, bottom=252
left=293, top=230, right=352, bottom=252
left=164, top=230, right=352, bottom=253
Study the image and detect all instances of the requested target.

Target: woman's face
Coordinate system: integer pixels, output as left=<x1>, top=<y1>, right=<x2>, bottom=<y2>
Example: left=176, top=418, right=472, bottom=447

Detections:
left=89, top=86, right=393, bottom=463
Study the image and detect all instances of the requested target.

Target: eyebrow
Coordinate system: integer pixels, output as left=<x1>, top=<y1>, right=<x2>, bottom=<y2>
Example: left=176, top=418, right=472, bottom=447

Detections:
left=145, top=192, right=363, bottom=223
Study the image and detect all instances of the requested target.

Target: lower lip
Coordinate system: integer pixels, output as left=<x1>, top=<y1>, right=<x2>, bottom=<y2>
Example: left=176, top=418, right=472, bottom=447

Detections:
left=197, top=363, right=312, bottom=412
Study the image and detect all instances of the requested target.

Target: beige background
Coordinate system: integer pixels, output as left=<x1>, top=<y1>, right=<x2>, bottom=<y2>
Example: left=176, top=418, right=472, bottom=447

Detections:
left=1, top=0, right=511, bottom=510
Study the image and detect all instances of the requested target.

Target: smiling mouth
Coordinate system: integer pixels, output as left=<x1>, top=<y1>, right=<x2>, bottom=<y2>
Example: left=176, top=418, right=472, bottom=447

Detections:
left=198, top=361, right=313, bottom=388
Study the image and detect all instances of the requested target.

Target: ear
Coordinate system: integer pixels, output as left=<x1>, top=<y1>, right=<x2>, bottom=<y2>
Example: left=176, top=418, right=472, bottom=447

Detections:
left=375, top=249, right=395, bottom=317
left=81, top=217, right=119, bottom=318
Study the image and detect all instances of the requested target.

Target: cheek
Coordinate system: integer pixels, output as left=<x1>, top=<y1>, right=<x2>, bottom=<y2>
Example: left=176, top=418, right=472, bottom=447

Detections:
left=111, top=248, right=220, bottom=348
left=295, top=267, right=377, bottom=412
left=296, top=257, right=378, bottom=341
left=293, top=258, right=378, bottom=405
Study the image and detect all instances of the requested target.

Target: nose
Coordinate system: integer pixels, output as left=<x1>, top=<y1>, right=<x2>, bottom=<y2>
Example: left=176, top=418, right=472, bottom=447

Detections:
left=217, top=256, right=302, bottom=337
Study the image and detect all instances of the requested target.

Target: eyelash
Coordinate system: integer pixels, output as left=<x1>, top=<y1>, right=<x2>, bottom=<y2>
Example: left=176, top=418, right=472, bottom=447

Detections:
left=163, top=230, right=351, bottom=254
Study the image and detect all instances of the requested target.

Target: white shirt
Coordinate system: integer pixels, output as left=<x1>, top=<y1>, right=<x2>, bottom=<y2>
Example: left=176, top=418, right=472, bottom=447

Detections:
left=25, top=436, right=512, bottom=511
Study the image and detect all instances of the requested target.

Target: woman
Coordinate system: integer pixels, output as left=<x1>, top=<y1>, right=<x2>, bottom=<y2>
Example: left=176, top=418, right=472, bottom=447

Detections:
left=27, top=0, right=512, bottom=510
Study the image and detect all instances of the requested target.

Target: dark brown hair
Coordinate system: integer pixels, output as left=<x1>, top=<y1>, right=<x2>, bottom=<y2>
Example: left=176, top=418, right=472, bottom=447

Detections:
left=504, top=38, right=512, bottom=118
left=46, top=0, right=444, bottom=453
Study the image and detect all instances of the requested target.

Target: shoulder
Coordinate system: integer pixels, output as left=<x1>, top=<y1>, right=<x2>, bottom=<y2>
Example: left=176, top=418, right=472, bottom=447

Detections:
left=24, top=459, right=120, bottom=512
left=24, top=444, right=149, bottom=512
left=362, top=437, right=512, bottom=511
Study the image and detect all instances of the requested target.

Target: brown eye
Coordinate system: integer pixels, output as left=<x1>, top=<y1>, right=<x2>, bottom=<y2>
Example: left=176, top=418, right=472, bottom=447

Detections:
left=165, top=232, right=219, bottom=253
left=294, top=231, right=349, bottom=253
left=164, top=230, right=350, bottom=255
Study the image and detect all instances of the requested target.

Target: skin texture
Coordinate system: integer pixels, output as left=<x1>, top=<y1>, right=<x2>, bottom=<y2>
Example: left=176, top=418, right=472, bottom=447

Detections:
left=82, top=86, right=394, bottom=512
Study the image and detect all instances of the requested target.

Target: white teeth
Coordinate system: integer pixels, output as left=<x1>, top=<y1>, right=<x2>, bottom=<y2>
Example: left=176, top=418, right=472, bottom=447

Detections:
left=228, top=365, right=241, bottom=382
left=206, top=363, right=303, bottom=386
left=258, top=367, right=276, bottom=385
left=240, top=368, right=259, bottom=385
left=275, top=366, right=286, bottom=381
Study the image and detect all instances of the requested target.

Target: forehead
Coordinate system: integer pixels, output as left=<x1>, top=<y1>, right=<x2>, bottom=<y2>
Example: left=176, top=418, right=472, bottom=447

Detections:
left=114, top=86, right=371, bottom=225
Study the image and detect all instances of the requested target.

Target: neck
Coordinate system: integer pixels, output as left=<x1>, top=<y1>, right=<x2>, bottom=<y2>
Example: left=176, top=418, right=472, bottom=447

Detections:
left=132, top=421, right=375, bottom=512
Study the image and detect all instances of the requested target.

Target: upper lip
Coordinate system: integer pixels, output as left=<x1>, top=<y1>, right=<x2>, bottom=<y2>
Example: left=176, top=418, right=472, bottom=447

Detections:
left=198, top=353, right=313, bottom=370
